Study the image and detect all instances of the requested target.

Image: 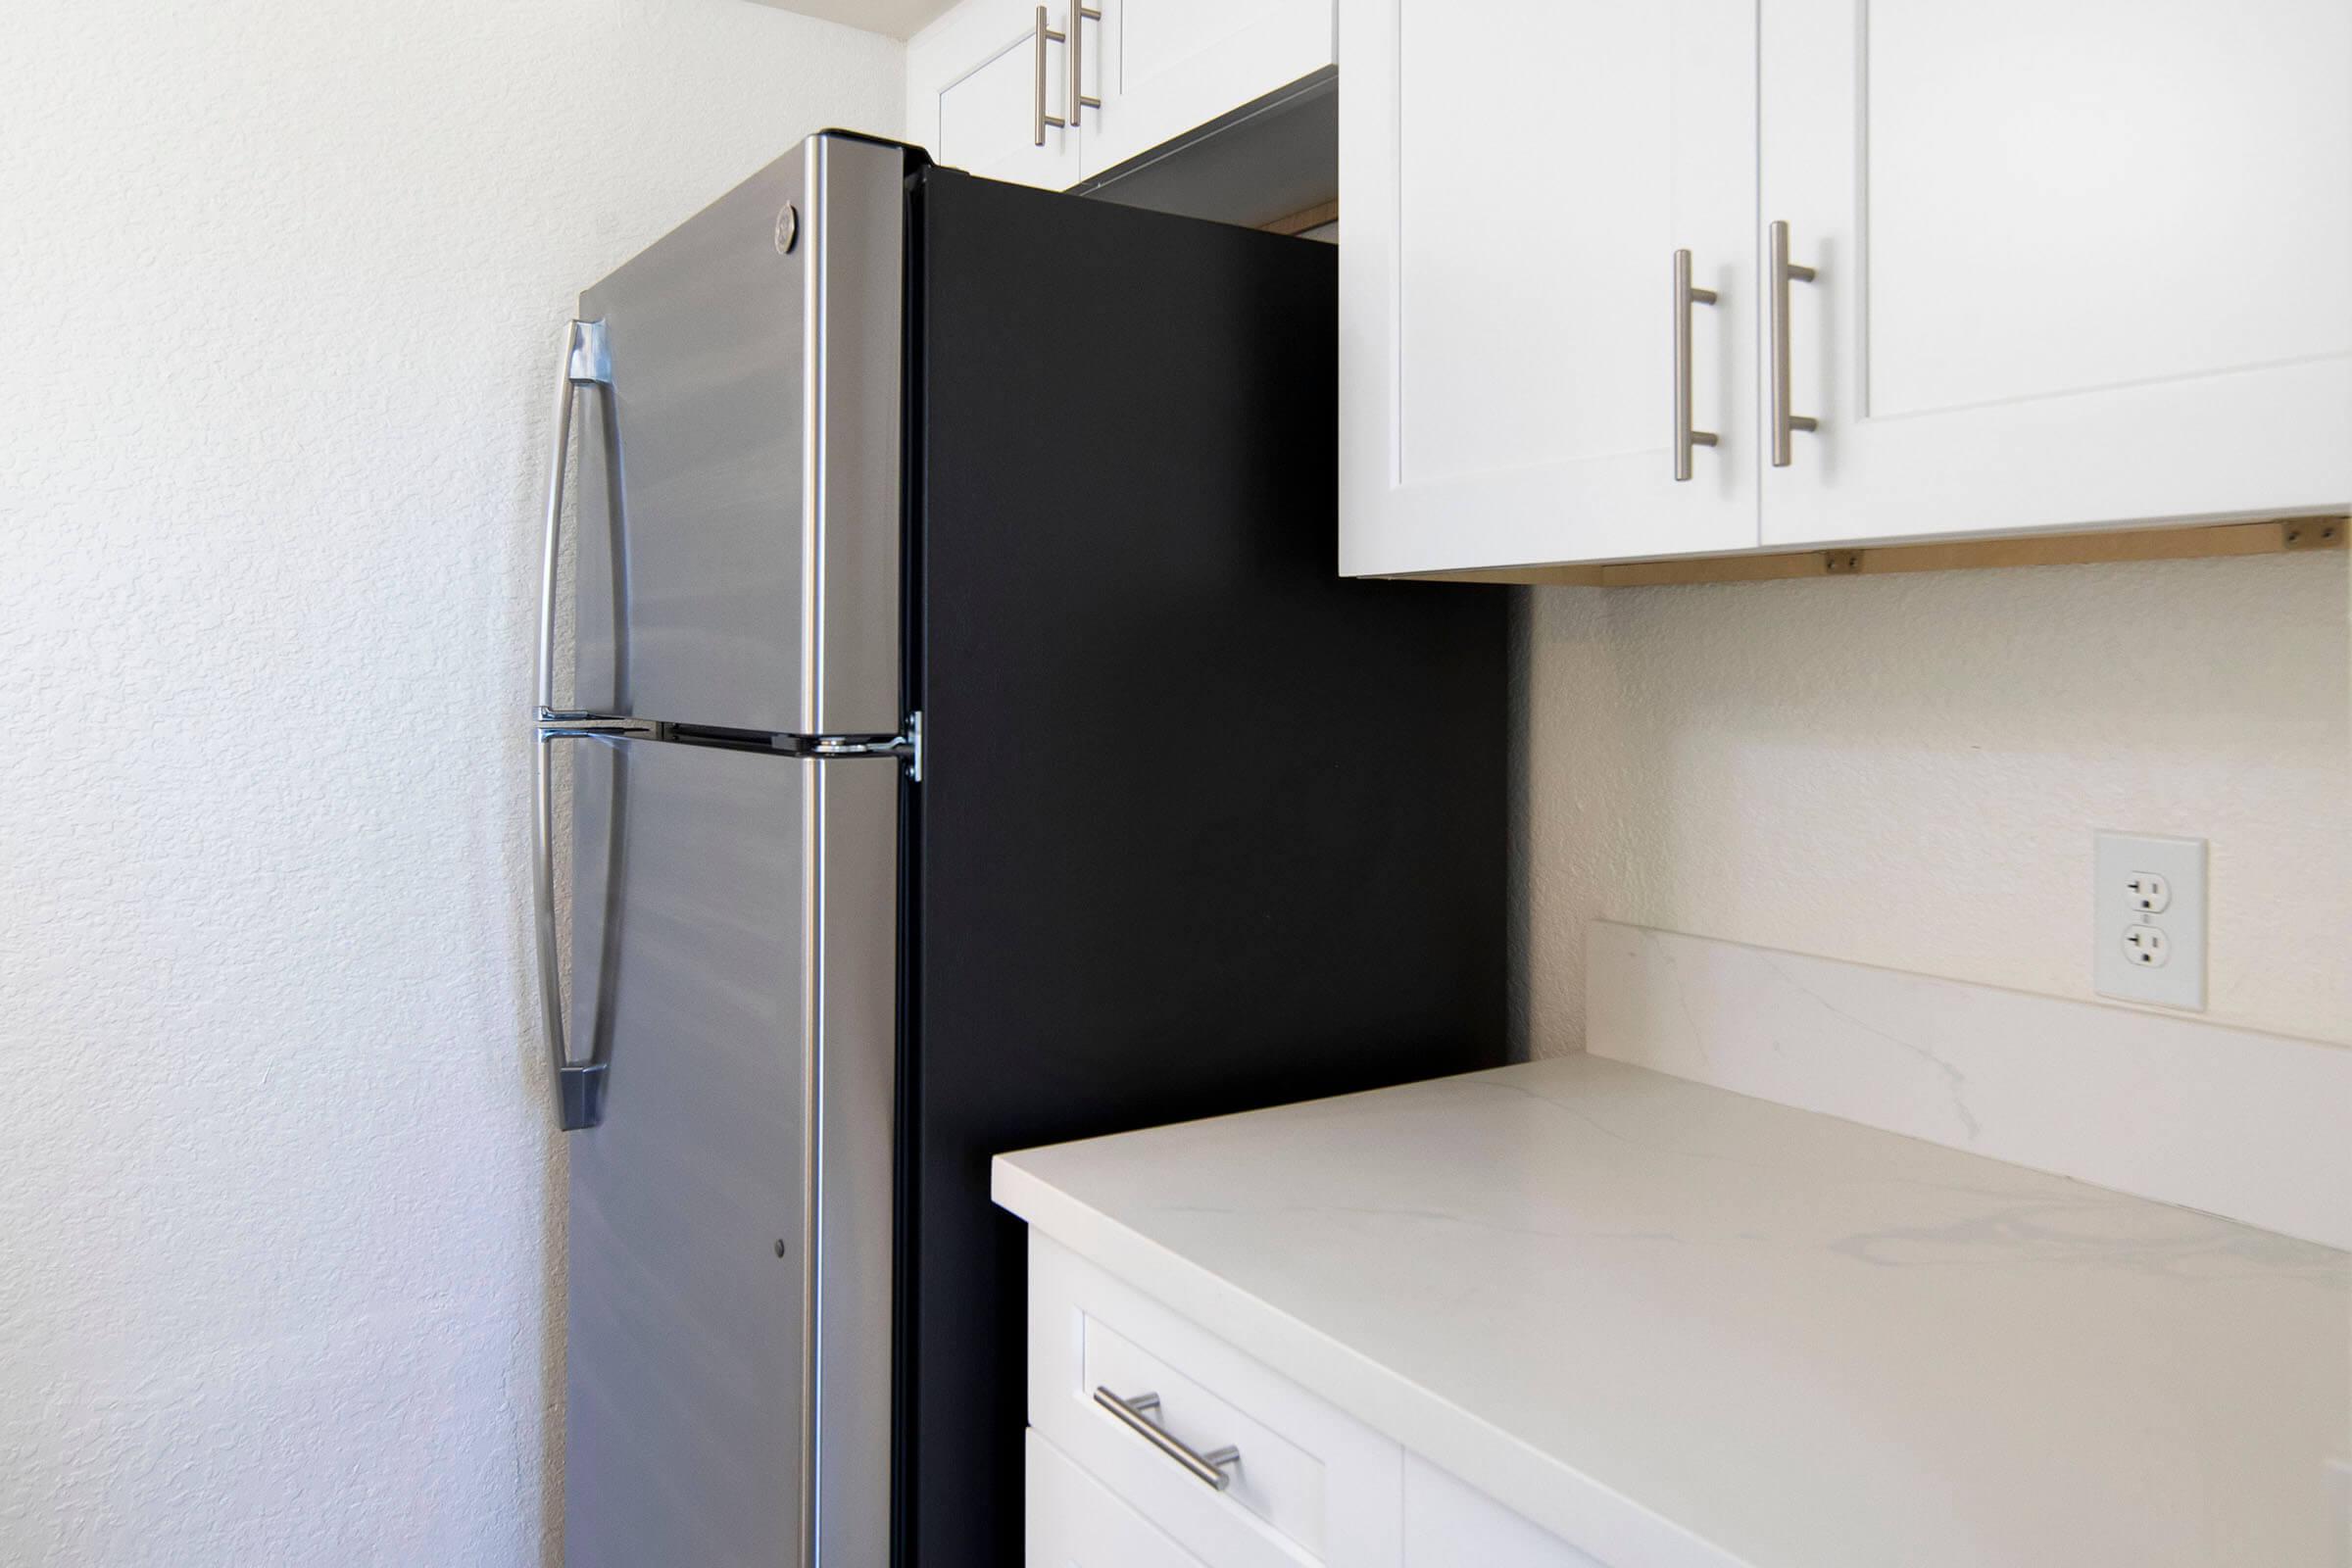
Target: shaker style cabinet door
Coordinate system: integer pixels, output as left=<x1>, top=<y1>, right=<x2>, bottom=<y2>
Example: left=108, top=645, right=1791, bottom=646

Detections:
left=1758, top=0, right=2352, bottom=547
left=1083, top=0, right=1334, bottom=176
left=912, top=0, right=1087, bottom=189
left=910, top=0, right=1330, bottom=192
left=1339, top=0, right=1760, bottom=576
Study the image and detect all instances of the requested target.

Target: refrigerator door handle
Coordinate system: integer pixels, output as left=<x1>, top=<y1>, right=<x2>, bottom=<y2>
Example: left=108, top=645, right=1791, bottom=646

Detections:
left=539, top=318, right=611, bottom=714
left=535, top=730, right=611, bottom=1131
left=536, top=318, right=615, bottom=1132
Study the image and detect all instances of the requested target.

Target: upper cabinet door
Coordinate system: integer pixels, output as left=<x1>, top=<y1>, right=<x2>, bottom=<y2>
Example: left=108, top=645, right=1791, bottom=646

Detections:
left=913, top=0, right=1085, bottom=190
left=1084, top=0, right=1333, bottom=175
left=1759, top=0, right=2352, bottom=548
left=909, top=0, right=1333, bottom=194
left=1339, top=0, right=1760, bottom=576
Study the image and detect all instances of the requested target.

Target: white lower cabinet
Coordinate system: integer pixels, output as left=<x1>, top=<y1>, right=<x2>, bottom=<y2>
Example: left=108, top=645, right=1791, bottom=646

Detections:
left=1025, top=1233, right=1400, bottom=1567
left=1029, top=1429, right=1210, bottom=1567
left=1400, top=1455, right=1608, bottom=1568
left=1022, top=1233, right=1616, bottom=1568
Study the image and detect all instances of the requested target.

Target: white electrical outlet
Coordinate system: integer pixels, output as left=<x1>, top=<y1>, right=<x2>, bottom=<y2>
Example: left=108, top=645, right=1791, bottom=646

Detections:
left=2093, top=831, right=2206, bottom=1009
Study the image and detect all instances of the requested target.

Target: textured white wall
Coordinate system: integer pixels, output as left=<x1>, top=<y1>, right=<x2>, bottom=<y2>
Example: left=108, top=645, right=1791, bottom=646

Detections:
left=0, top=4, right=898, bottom=1562
left=1517, top=553, right=2352, bottom=1055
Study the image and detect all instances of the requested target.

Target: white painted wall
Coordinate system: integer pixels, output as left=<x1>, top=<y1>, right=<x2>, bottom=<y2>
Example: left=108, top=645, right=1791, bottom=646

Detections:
left=1516, top=554, right=2352, bottom=1054
left=0, top=3, right=899, bottom=1562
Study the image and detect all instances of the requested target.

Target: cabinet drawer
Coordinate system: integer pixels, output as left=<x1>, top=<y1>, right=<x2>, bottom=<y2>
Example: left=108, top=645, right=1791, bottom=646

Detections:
left=1027, top=1232, right=1402, bottom=1568
left=1030, top=1428, right=1208, bottom=1568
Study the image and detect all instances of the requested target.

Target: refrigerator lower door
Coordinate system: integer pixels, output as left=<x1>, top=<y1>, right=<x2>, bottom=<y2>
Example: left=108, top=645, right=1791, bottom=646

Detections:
left=564, top=739, right=897, bottom=1567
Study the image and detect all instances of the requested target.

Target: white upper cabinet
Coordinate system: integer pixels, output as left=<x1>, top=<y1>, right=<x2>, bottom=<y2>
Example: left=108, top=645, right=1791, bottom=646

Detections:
left=1759, top=0, right=2352, bottom=548
left=909, top=0, right=1332, bottom=193
left=912, top=0, right=1087, bottom=188
left=1340, top=0, right=2352, bottom=573
left=1084, top=0, right=1333, bottom=175
left=1339, top=0, right=1761, bottom=576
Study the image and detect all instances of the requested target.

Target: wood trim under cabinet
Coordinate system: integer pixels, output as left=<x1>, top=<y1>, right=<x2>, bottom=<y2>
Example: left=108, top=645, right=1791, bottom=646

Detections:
left=1394, top=515, right=2348, bottom=588
left=1259, top=199, right=1338, bottom=236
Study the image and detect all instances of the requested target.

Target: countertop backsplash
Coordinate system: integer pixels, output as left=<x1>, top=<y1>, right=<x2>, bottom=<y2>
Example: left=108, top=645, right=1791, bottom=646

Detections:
left=1586, top=921, right=2351, bottom=1250
left=1514, top=552, right=2351, bottom=1055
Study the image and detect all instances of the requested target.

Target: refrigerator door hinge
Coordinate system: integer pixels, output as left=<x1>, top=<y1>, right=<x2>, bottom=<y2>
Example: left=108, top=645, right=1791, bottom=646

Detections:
left=565, top=319, right=612, bottom=386
left=537, top=708, right=922, bottom=779
left=537, top=709, right=661, bottom=741
left=802, top=710, right=922, bottom=782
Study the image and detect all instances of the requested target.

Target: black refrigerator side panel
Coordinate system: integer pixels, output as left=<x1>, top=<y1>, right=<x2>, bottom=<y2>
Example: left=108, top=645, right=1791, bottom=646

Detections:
left=901, top=169, right=1507, bottom=1568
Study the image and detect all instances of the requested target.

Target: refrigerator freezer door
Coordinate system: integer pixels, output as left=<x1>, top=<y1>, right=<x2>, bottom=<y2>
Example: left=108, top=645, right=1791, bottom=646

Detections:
left=573, top=133, right=906, bottom=738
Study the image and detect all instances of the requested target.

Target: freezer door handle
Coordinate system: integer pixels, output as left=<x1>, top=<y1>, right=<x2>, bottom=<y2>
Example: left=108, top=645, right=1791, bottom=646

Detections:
left=535, top=319, right=615, bottom=1132
left=538, top=318, right=611, bottom=713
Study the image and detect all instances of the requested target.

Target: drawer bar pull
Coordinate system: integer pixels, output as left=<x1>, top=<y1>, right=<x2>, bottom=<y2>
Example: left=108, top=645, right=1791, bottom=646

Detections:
left=1092, top=1386, right=1242, bottom=1492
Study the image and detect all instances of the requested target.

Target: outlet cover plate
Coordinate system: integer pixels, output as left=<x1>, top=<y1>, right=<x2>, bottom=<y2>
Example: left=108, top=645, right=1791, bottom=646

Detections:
left=2093, top=831, right=2206, bottom=1010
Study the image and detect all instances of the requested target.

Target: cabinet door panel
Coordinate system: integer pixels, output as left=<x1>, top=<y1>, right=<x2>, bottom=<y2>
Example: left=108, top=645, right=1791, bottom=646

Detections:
left=1759, top=0, right=2352, bottom=546
left=1341, top=0, right=1758, bottom=574
left=921, top=6, right=1083, bottom=189
left=1085, top=0, right=1332, bottom=175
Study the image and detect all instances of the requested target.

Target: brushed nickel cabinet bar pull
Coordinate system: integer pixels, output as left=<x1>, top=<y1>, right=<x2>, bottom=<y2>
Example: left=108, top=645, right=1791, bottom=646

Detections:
left=1066, top=2, right=1102, bottom=127
left=1768, top=220, right=1819, bottom=467
left=1034, top=5, right=1068, bottom=145
left=1673, top=248, right=1719, bottom=481
left=1092, top=1387, right=1242, bottom=1491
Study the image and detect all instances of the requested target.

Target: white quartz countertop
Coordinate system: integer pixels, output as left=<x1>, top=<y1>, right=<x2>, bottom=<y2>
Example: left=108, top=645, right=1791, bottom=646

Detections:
left=993, top=1055, right=2350, bottom=1568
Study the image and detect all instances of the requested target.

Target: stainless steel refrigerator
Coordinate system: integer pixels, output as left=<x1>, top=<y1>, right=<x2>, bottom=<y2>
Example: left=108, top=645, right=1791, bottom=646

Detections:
left=531, top=131, right=1504, bottom=1568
